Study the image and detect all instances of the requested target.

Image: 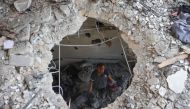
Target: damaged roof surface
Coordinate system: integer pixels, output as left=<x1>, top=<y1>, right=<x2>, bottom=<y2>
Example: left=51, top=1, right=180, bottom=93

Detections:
left=0, top=0, right=190, bottom=109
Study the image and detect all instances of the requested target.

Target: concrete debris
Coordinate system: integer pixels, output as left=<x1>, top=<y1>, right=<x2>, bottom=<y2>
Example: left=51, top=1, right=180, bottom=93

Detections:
left=77, top=63, right=94, bottom=82
left=14, top=0, right=32, bottom=12
left=59, top=5, right=71, bottom=17
left=157, top=97, right=167, bottom=108
left=54, top=8, right=65, bottom=21
left=52, top=62, right=131, bottom=108
left=9, top=41, right=33, bottom=55
left=9, top=54, right=34, bottom=66
left=36, top=5, right=52, bottom=23
left=3, top=40, right=14, bottom=49
left=154, top=56, right=166, bottom=63
left=167, top=68, right=188, bottom=93
left=16, top=24, right=31, bottom=41
left=0, top=0, right=190, bottom=109
left=154, top=40, right=169, bottom=55
left=147, top=78, right=160, bottom=85
left=159, top=86, right=167, bottom=97
left=165, top=102, right=174, bottom=109
left=146, top=103, right=161, bottom=109
left=164, top=46, right=179, bottom=58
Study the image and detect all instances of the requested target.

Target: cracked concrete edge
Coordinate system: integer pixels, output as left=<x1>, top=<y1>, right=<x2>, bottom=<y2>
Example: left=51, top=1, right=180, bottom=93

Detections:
left=0, top=0, right=190, bottom=109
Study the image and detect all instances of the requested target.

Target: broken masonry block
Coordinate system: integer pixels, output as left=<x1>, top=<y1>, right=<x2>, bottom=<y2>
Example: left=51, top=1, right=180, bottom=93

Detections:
left=9, top=54, right=34, bottom=66
left=14, top=0, right=32, bottom=12
left=9, top=41, right=33, bottom=55
left=16, top=24, right=30, bottom=41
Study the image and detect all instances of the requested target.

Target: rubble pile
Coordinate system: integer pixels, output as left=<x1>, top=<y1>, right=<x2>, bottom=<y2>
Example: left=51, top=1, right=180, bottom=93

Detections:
left=51, top=62, right=132, bottom=109
left=0, top=0, right=189, bottom=109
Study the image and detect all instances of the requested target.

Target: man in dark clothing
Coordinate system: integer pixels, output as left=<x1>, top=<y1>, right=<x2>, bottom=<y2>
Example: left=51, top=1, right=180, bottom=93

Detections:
left=88, top=63, right=117, bottom=108
left=88, top=63, right=115, bottom=95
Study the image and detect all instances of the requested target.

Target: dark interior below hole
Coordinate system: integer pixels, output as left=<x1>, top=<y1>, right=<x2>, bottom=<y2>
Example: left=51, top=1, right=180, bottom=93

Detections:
left=49, top=18, right=136, bottom=109
left=49, top=60, right=135, bottom=109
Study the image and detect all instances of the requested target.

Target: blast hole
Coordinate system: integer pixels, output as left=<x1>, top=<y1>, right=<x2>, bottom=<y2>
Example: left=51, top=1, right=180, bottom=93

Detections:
left=49, top=18, right=137, bottom=109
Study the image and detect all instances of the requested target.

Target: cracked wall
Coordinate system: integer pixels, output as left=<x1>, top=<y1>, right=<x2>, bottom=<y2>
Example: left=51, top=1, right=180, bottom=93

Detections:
left=0, top=0, right=190, bottom=109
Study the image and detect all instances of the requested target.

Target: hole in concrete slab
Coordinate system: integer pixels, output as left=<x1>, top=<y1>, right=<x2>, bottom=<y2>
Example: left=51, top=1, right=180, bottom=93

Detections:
left=49, top=18, right=137, bottom=109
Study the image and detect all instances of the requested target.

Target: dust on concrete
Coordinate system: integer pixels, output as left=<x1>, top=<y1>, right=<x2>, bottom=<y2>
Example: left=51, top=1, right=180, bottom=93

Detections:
left=0, top=0, right=190, bottom=109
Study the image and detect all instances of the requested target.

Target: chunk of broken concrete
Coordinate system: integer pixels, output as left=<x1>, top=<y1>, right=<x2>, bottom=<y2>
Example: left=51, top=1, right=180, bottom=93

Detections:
left=9, top=41, right=33, bottom=55
left=14, top=0, right=32, bottom=12
left=157, top=97, right=167, bottom=108
left=16, top=24, right=30, bottom=41
left=165, top=102, right=174, bottom=109
left=3, top=40, right=14, bottom=49
left=59, top=5, right=71, bottom=16
left=35, top=5, right=52, bottom=22
left=54, top=8, right=64, bottom=21
left=154, top=56, right=166, bottom=63
left=159, top=86, right=167, bottom=97
left=154, top=40, right=169, bottom=55
left=9, top=54, right=34, bottom=66
left=147, top=78, right=160, bottom=85
left=167, top=69, right=187, bottom=93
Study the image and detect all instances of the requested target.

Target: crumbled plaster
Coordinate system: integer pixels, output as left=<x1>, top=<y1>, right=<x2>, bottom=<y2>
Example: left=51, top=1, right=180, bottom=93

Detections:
left=0, top=0, right=190, bottom=109
left=167, top=68, right=188, bottom=93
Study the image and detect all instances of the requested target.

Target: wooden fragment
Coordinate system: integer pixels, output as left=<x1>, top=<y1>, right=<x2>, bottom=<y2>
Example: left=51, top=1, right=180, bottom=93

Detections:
left=158, top=54, right=188, bottom=68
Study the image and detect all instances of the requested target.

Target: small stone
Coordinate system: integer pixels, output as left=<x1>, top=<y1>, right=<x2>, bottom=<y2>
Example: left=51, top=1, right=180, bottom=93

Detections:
left=16, top=104, right=20, bottom=109
left=164, top=46, right=179, bottom=58
left=3, top=96, right=9, bottom=100
left=168, top=93, right=177, bottom=101
left=16, top=75, right=22, bottom=81
left=145, top=31, right=161, bottom=45
left=23, top=90, right=31, bottom=100
left=16, top=24, right=30, bottom=41
left=154, top=56, right=166, bottom=63
left=165, top=102, right=174, bottom=109
left=154, top=40, right=169, bottom=55
left=157, top=98, right=167, bottom=108
left=159, top=86, right=167, bottom=97
left=14, top=0, right=32, bottom=12
left=148, top=78, right=160, bottom=85
left=167, top=69, right=187, bottom=93
left=9, top=54, right=34, bottom=66
left=149, top=24, right=154, bottom=29
left=54, top=8, right=64, bottom=21
left=10, top=86, right=17, bottom=90
left=156, top=85, right=160, bottom=89
left=59, top=5, right=70, bottom=17
left=3, top=40, right=14, bottom=49
left=146, top=103, right=161, bottom=109
left=38, top=5, right=52, bottom=22
left=30, top=24, right=40, bottom=34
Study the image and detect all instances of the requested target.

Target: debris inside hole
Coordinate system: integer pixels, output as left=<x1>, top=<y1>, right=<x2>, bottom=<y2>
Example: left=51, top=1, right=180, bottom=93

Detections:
left=49, top=18, right=137, bottom=109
